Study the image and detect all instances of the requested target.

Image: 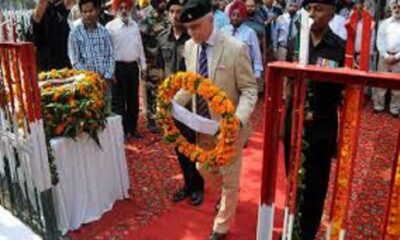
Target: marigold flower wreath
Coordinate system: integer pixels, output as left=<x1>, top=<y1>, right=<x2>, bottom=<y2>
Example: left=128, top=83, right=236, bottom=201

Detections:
left=38, top=68, right=107, bottom=185
left=156, top=71, right=240, bottom=167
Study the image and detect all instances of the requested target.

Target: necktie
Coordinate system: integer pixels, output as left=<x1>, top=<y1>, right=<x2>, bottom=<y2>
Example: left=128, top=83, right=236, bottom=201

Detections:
left=286, top=14, right=295, bottom=61
left=196, top=43, right=211, bottom=118
left=287, top=15, right=294, bottom=45
left=232, top=27, right=237, bottom=36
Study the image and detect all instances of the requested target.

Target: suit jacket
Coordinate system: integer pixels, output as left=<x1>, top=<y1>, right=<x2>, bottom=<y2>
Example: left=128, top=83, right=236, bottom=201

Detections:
left=174, top=31, right=258, bottom=150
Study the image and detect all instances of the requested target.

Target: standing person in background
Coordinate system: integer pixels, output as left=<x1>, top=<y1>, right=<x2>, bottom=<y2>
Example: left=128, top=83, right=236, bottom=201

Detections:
left=373, top=0, right=400, bottom=117
left=106, top=0, right=147, bottom=141
left=277, top=0, right=302, bottom=173
left=99, top=0, right=115, bottom=25
left=273, top=0, right=301, bottom=62
left=219, top=0, right=228, bottom=11
left=212, top=0, right=230, bottom=30
left=352, top=0, right=376, bottom=70
left=245, top=0, right=267, bottom=67
left=329, top=13, right=347, bottom=40
left=32, top=0, right=74, bottom=71
left=260, top=0, right=283, bottom=61
left=138, top=0, right=152, bottom=19
left=69, top=0, right=82, bottom=24
left=139, top=0, right=169, bottom=134
left=339, top=0, right=355, bottom=19
left=177, top=0, right=258, bottom=238
left=157, top=0, right=205, bottom=206
left=222, top=1, right=263, bottom=91
left=68, top=0, right=115, bottom=114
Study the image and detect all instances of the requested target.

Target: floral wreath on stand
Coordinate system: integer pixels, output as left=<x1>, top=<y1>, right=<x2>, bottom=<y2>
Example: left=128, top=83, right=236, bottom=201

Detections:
left=156, top=72, right=240, bottom=168
left=39, top=68, right=106, bottom=144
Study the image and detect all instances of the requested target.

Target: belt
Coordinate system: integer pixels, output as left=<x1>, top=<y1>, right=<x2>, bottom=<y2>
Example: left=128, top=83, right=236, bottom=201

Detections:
left=116, top=60, right=138, bottom=65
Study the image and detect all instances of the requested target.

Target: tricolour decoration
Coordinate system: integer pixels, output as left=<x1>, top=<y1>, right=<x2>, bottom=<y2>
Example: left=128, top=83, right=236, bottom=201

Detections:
left=38, top=68, right=106, bottom=144
left=327, top=9, right=373, bottom=240
left=156, top=71, right=239, bottom=167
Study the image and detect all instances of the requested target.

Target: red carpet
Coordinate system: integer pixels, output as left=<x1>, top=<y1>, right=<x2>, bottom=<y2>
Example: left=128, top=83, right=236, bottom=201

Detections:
left=68, top=99, right=271, bottom=240
left=68, top=98, right=398, bottom=240
left=318, top=102, right=399, bottom=239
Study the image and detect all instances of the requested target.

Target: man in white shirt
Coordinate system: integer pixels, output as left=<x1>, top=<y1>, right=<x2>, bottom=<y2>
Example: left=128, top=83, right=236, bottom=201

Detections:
left=329, top=13, right=347, bottom=40
left=373, top=0, right=400, bottom=117
left=273, top=0, right=302, bottom=61
left=106, top=0, right=147, bottom=140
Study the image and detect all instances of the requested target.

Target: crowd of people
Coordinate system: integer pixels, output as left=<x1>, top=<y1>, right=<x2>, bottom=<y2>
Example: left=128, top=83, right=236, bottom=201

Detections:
left=30, top=0, right=399, bottom=239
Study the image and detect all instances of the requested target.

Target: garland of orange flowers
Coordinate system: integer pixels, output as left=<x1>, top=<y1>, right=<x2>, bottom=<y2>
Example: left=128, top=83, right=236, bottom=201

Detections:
left=156, top=71, right=239, bottom=167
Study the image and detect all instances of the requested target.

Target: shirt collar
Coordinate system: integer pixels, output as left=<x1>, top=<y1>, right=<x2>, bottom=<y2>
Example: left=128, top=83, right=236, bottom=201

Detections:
left=167, top=27, right=189, bottom=41
left=204, top=28, right=218, bottom=47
left=389, top=16, right=400, bottom=23
left=81, top=22, right=101, bottom=31
left=313, top=27, right=336, bottom=49
left=116, top=17, right=134, bottom=26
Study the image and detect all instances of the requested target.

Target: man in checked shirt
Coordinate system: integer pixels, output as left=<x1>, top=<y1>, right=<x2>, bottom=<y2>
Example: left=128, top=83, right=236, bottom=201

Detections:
left=68, top=0, right=115, bottom=114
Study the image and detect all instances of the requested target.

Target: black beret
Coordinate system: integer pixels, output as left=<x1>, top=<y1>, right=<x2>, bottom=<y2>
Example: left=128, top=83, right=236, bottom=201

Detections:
left=166, top=0, right=186, bottom=9
left=303, top=0, right=336, bottom=6
left=179, top=0, right=212, bottom=23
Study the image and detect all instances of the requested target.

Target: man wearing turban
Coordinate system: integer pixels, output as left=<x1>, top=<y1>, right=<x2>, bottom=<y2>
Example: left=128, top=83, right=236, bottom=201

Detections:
left=222, top=1, right=263, bottom=91
left=106, top=0, right=147, bottom=140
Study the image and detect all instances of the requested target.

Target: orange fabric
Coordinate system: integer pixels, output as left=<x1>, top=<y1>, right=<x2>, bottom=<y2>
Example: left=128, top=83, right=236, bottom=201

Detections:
left=112, top=0, right=133, bottom=12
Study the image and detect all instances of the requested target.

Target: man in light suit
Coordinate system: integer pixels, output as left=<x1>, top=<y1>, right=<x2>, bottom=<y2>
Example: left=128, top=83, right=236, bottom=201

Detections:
left=175, top=0, right=258, bottom=238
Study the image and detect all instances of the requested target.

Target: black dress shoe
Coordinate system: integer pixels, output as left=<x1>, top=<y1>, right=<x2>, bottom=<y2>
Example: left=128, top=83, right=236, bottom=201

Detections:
left=390, top=112, right=399, bottom=118
left=133, top=130, right=143, bottom=139
left=190, top=191, right=204, bottom=206
left=173, top=189, right=189, bottom=202
left=208, top=231, right=226, bottom=240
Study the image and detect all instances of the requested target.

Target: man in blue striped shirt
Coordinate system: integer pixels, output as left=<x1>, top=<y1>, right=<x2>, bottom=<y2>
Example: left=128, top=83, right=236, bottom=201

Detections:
left=68, top=0, right=115, bottom=112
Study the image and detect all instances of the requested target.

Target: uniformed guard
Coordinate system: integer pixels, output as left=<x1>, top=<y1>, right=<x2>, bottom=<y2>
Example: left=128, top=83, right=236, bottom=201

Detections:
left=157, top=0, right=206, bottom=206
left=299, top=0, right=346, bottom=239
left=139, top=0, right=170, bottom=133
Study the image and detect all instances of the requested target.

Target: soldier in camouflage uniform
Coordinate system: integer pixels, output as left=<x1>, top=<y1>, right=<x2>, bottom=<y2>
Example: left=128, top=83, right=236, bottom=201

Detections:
left=139, top=0, right=169, bottom=133
left=157, top=0, right=205, bottom=206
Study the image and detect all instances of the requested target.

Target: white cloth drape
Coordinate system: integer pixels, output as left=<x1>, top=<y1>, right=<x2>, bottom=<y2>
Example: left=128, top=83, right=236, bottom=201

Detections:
left=51, top=115, right=129, bottom=234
